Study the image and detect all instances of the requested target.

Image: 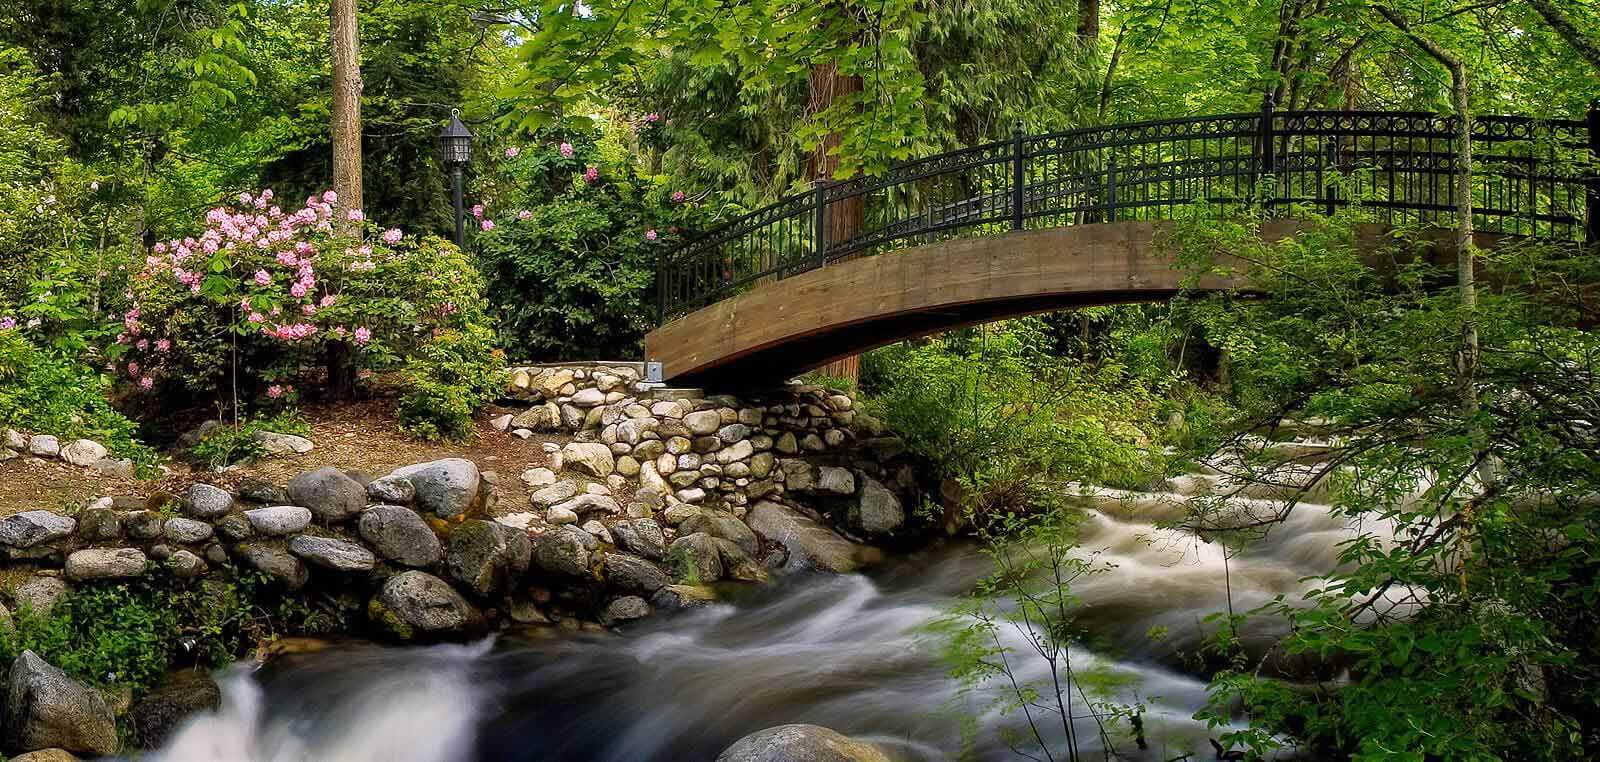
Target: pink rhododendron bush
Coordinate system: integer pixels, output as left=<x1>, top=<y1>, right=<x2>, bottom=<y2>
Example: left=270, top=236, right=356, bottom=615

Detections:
left=115, top=189, right=503, bottom=438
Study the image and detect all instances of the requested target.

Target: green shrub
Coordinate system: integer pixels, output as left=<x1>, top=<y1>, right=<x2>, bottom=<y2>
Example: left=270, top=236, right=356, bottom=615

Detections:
left=396, top=323, right=506, bottom=441
left=188, top=410, right=310, bottom=467
left=2, top=571, right=361, bottom=699
left=0, top=330, right=156, bottom=465
left=861, top=320, right=1162, bottom=530
left=473, top=123, right=706, bottom=361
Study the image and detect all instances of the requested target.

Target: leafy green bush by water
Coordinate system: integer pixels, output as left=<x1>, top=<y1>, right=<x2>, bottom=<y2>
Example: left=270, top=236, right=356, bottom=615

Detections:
left=861, top=320, right=1162, bottom=531
left=1158, top=207, right=1600, bottom=759
left=2, top=572, right=360, bottom=699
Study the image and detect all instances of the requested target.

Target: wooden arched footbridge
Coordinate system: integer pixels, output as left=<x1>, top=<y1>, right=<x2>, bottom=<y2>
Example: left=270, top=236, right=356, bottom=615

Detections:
left=646, top=107, right=1600, bottom=385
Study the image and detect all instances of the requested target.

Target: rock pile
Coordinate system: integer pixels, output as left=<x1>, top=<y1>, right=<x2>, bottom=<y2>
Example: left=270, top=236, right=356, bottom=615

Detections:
left=1, top=428, right=135, bottom=479
left=501, top=364, right=920, bottom=544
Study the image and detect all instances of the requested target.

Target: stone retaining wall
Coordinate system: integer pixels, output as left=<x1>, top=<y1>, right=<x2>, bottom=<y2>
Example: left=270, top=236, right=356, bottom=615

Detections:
left=0, top=364, right=930, bottom=757
left=0, top=365, right=927, bottom=640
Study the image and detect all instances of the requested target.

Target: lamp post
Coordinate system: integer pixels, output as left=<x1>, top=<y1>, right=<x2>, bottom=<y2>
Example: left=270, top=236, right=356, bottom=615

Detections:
left=439, top=109, right=473, bottom=248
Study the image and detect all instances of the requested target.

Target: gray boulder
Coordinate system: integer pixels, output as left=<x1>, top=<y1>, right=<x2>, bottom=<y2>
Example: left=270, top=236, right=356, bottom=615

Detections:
left=127, top=669, right=221, bottom=749
left=681, top=510, right=761, bottom=557
left=59, top=439, right=107, bottom=467
left=747, top=502, right=868, bottom=574
left=532, top=526, right=593, bottom=577
left=388, top=458, right=485, bottom=519
left=214, top=513, right=254, bottom=542
left=849, top=476, right=905, bottom=534
left=446, top=520, right=531, bottom=596
left=0, top=511, right=76, bottom=548
left=243, top=505, right=312, bottom=536
left=14, top=577, right=69, bottom=617
left=75, top=508, right=122, bottom=542
left=163, top=518, right=214, bottom=544
left=3, top=651, right=119, bottom=756
left=64, top=548, right=147, bottom=581
left=611, top=518, right=667, bottom=560
left=123, top=510, right=163, bottom=541
left=183, top=483, right=233, bottom=519
left=238, top=544, right=309, bottom=589
left=531, top=479, right=580, bottom=509
left=237, top=477, right=289, bottom=505
left=713, top=537, right=769, bottom=583
left=778, top=461, right=854, bottom=495
left=358, top=505, right=442, bottom=568
left=251, top=430, right=313, bottom=456
left=716, top=724, right=889, bottom=762
left=366, top=474, right=415, bottom=504
left=289, top=535, right=377, bottom=573
left=599, top=595, right=651, bottom=626
left=287, top=466, right=367, bottom=522
left=602, top=553, right=669, bottom=594
left=651, top=584, right=718, bottom=611
left=167, top=550, right=208, bottom=579
left=667, top=533, right=723, bottom=584
left=549, top=493, right=622, bottom=517
left=27, top=435, right=61, bottom=458
left=368, top=571, right=482, bottom=640
left=562, top=442, right=615, bottom=478
left=684, top=410, right=721, bottom=436
left=90, top=457, right=136, bottom=479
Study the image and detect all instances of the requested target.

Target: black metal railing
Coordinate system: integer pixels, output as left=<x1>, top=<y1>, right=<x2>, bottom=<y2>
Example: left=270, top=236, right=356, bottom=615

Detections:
left=659, top=104, right=1600, bottom=320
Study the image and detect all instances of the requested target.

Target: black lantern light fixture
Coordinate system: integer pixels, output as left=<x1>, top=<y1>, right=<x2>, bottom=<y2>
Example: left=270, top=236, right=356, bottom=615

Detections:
left=439, top=108, right=474, bottom=248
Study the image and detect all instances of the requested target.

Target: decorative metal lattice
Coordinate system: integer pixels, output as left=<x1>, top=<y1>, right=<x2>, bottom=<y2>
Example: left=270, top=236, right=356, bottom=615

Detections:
left=659, top=108, right=1599, bottom=320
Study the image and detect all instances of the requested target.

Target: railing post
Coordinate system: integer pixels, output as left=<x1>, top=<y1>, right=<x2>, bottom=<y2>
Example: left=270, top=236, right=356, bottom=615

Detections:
left=1258, top=98, right=1276, bottom=210
left=1012, top=125, right=1026, bottom=231
left=1323, top=136, right=1339, bottom=218
left=1105, top=153, right=1118, bottom=223
left=656, top=256, right=667, bottom=322
left=813, top=182, right=828, bottom=267
left=1587, top=98, right=1600, bottom=250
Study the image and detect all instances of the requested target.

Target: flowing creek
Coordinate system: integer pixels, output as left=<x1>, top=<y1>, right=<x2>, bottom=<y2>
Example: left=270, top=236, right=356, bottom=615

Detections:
left=150, top=438, right=1390, bottom=761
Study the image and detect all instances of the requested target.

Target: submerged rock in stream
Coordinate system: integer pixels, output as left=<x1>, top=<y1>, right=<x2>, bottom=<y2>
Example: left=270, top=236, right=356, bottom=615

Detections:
left=717, top=724, right=891, bottom=762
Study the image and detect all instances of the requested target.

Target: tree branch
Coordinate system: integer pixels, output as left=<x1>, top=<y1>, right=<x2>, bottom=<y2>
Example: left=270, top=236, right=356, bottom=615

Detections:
left=1526, top=0, right=1600, bottom=74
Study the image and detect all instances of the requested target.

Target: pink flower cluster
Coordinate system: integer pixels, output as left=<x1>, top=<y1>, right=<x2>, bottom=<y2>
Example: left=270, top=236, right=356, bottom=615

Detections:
left=265, top=322, right=319, bottom=341
left=559, top=142, right=574, bottom=159
left=123, top=188, right=401, bottom=394
left=584, top=166, right=600, bottom=183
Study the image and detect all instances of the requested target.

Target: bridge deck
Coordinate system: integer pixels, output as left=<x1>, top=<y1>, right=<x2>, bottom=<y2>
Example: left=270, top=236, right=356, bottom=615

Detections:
left=645, top=220, right=1260, bottom=384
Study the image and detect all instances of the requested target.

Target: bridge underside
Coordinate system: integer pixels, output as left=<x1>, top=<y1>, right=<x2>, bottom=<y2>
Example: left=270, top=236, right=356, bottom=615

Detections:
left=645, top=220, right=1281, bottom=386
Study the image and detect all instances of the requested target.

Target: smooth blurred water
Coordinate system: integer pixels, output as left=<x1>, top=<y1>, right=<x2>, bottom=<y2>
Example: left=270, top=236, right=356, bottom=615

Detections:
left=149, top=482, right=1382, bottom=761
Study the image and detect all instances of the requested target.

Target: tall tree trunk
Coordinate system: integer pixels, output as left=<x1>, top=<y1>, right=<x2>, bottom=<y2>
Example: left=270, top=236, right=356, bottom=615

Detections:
left=1527, top=0, right=1600, bottom=74
left=330, top=0, right=363, bottom=225
left=1372, top=4, right=1476, bottom=415
left=810, top=60, right=865, bottom=383
left=1077, top=0, right=1100, bottom=48
left=1374, top=3, right=1493, bottom=517
left=327, top=0, right=362, bottom=395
